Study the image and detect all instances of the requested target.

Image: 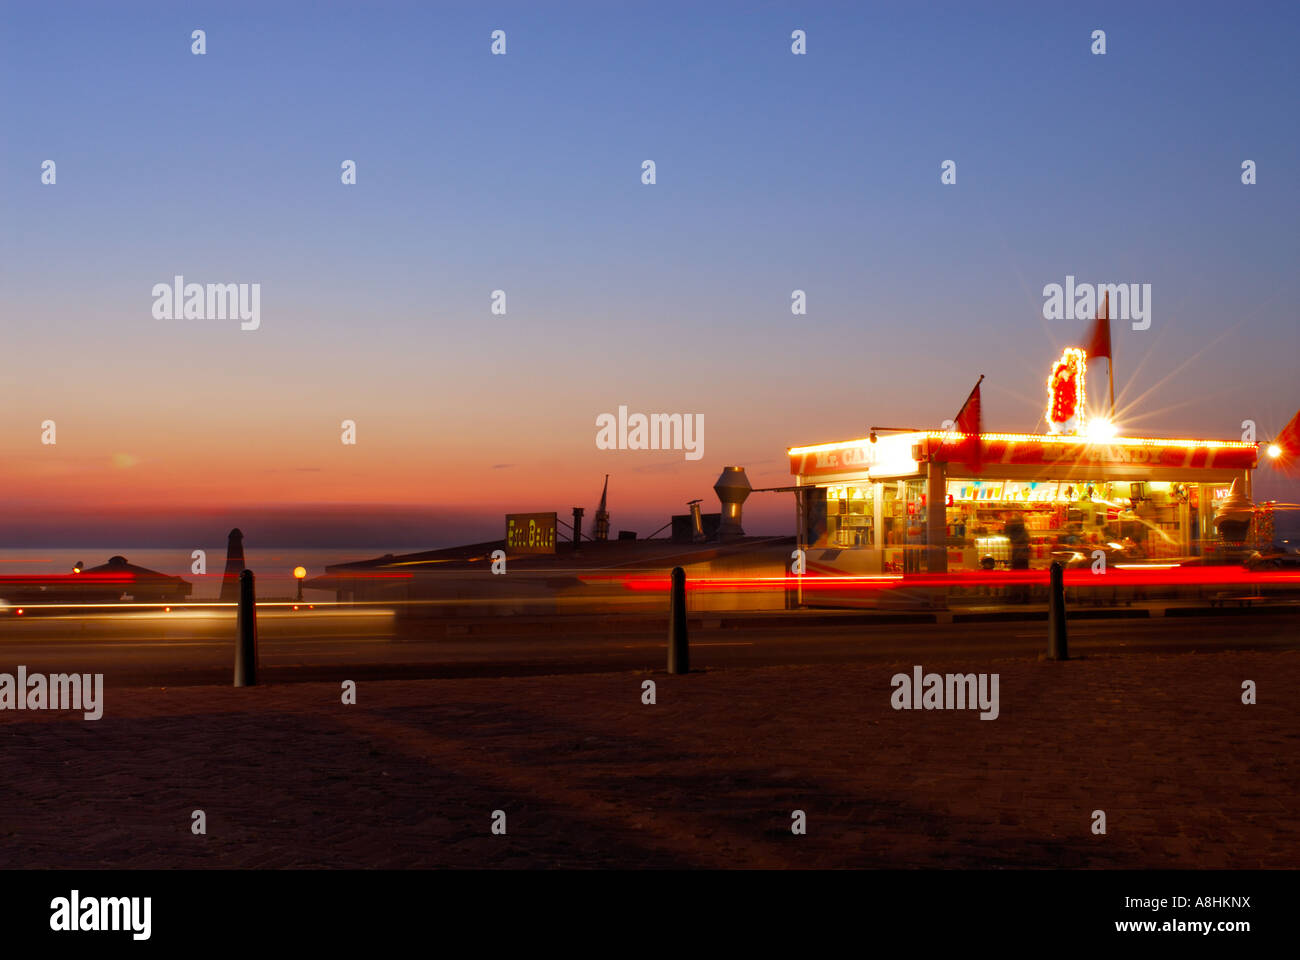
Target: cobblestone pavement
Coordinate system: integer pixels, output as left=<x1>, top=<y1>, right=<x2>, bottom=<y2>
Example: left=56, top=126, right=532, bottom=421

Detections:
left=2, top=649, right=1295, bottom=868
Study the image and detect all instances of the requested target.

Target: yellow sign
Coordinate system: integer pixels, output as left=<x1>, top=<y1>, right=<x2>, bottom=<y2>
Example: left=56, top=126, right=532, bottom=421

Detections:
left=505, top=513, right=557, bottom=554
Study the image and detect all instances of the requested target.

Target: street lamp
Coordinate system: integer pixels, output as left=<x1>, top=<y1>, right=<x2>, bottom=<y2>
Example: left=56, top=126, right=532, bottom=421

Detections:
left=293, top=565, right=307, bottom=602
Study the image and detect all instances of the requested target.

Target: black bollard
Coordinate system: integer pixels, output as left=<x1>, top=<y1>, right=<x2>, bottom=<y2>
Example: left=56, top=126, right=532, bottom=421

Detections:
left=667, top=566, right=689, bottom=674
left=1047, top=560, right=1069, bottom=661
left=234, top=569, right=259, bottom=686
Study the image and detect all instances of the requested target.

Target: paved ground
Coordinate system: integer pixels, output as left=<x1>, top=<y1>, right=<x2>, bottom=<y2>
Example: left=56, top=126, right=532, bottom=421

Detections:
left=1, top=607, right=1296, bottom=686
left=1, top=646, right=1295, bottom=868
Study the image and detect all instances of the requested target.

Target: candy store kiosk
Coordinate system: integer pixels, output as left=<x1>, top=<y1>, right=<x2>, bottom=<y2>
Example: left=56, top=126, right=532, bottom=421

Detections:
left=787, top=430, right=1258, bottom=606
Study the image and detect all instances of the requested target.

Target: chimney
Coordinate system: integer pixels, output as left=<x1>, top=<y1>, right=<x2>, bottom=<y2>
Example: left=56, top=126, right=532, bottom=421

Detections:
left=219, top=528, right=245, bottom=603
left=571, top=507, right=585, bottom=549
left=688, top=499, right=706, bottom=542
left=714, top=466, right=751, bottom=540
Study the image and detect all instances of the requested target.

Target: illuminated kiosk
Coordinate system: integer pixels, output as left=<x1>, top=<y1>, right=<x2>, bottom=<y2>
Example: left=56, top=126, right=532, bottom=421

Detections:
left=787, top=356, right=1259, bottom=607
left=789, top=433, right=1257, bottom=569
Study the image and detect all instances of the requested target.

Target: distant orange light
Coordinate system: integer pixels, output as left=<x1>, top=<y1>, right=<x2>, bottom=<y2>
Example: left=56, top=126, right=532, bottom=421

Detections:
left=293, top=566, right=307, bottom=580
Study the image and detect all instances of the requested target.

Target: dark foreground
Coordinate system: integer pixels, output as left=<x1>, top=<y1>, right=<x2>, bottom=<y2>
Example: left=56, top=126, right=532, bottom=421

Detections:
left=1, top=647, right=1295, bottom=868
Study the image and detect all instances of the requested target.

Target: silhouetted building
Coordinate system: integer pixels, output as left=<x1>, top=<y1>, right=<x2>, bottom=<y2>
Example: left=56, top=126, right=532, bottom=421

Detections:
left=220, top=528, right=245, bottom=603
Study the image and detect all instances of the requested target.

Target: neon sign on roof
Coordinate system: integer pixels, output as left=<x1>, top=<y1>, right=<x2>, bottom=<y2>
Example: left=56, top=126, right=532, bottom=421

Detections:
left=1047, top=347, right=1087, bottom=435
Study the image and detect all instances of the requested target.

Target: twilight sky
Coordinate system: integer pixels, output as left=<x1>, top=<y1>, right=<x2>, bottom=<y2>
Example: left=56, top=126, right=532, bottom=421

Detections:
left=2, top=0, right=1298, bottom=547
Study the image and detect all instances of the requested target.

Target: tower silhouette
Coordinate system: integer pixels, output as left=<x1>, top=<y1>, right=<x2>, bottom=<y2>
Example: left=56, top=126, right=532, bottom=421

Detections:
left=219, top=528, right=245, bottom=603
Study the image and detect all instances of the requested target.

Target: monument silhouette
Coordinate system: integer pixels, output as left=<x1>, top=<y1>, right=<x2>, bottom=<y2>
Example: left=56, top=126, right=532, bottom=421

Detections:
left=219, top=528, right=245, bottom=603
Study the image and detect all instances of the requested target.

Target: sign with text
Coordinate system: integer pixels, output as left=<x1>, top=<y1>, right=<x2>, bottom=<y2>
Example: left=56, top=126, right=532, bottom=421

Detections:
left=790, top=434, right=1258, bottom=477
left=505, top=512, right=557, bottom=554
left=929, top=436, right=1258, bottom=472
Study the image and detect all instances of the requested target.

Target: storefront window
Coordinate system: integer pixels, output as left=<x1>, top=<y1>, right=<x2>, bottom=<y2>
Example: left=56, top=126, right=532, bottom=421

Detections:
left=823, top=484, right=874, bottom=548
left=800, top=472, right=1212, bottom=573
left=942, top=477, right=1197, bottom=569
left=876, top=479, right=928, bottom=572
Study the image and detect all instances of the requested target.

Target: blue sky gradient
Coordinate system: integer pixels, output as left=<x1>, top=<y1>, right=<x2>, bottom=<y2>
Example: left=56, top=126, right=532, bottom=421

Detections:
left=3, top=1, right=1297, bottom=544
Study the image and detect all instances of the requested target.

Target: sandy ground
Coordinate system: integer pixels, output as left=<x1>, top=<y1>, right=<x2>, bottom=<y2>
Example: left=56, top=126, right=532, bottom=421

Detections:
left=1, top=649, right=1296, bottom=868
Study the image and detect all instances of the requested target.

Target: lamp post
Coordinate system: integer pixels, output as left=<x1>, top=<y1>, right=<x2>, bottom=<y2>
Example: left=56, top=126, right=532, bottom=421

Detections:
left=293, top=565, right=306, bottom=602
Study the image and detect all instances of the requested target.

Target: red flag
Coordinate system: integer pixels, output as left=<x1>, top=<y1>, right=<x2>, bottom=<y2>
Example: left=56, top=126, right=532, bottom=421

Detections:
left=1272, top=408, right=1300, bottom=474
left=1085, top=289, right=1111, bottom=360
left=955, top=379, right=982, bottom=472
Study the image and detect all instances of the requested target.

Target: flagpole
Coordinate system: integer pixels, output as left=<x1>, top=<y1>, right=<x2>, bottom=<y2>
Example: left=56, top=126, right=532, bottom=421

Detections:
left=1102, top=291, right=1115, bottom=421
left=1108, top=358, right=1115, bottom=421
